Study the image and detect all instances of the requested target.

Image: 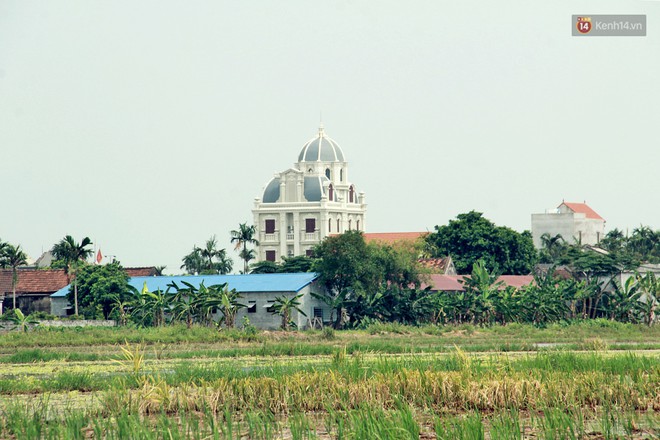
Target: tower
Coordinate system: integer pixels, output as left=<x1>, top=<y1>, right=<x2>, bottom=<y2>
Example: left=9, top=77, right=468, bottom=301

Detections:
left=252, top=125, right=367, bottom=262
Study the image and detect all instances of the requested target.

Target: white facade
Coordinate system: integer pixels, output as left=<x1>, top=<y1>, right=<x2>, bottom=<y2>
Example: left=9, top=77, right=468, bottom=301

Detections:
left=531, top=202, right=605, bottom=248
left=253, top=125, right=367, bottom=262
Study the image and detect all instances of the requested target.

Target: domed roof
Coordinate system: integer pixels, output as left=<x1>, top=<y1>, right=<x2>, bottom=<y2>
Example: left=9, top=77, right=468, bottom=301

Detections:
left=303, top=175, right=331, bottom=202
left=298, top=125, right=345, bottom=162
left=262, top=175, right=331, bottom=203
left=262, top=178, right=280, bottom=203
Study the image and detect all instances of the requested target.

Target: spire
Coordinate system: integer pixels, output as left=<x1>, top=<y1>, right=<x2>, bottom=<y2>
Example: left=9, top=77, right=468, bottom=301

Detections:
left=318, top=121, right=325, bottom=137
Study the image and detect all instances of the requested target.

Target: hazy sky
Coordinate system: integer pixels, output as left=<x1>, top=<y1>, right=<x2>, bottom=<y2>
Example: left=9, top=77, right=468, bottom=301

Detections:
left=1, top=1, right=658, bottom=274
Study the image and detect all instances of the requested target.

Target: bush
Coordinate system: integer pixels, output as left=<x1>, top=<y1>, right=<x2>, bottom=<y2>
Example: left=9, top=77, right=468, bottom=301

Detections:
left=28, top=311, right=57, bottom=321
left=321, top=327, right=336, bottom=340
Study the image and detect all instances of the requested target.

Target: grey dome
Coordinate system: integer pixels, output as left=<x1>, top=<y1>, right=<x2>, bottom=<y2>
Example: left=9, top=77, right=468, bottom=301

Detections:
left=298, top=126, right=345, bottom=162
left=303, top=176, right=330, bottom=202
left=262, top=178, right=280, bottom=203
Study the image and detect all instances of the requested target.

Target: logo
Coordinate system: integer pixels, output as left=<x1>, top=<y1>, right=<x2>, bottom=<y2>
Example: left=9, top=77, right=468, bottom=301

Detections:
left=576, top=16, right=592, bottom=34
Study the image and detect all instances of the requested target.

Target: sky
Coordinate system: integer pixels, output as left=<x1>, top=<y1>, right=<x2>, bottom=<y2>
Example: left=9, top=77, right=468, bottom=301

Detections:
left=1, top=1, right=658, bottom=274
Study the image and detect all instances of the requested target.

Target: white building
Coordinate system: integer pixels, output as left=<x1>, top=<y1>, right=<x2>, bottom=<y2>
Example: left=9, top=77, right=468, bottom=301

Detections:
left=531, top=201, right=606, bottom=248
left=253, top=125, right=367, bottom=262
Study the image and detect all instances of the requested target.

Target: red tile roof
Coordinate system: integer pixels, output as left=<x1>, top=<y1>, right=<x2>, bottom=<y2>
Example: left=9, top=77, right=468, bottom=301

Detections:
left=363, top=232, right=428, bottom=244
left=0, top=269, right=69, bottom=295
left=560, top=202, right=604, bottom=220
left=126, top=267, right=157, bottom=277
left=0, top=266, right=157, bottom=296
left=423, top=274, right=535, bottom=292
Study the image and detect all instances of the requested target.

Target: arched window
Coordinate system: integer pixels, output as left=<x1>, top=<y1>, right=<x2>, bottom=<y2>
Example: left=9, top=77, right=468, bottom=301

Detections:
left=349, top=186, right=354, bottom=203
left=340, top=169, right=343, bottom=182
left=337, top=219, right=340, bottom=233
left=328, top=184, right=333, bottom=201
left=356, top=220, right=360, bottom=231
left=328, top=218, right=332, bottom=233
left=325, top=168, right=330, bottom=179
left=348, top=219, right=352, bottom=230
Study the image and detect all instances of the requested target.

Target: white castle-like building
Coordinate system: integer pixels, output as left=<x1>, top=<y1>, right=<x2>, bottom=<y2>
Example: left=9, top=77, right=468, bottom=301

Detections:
left=252, top=125, right=367, bottom=262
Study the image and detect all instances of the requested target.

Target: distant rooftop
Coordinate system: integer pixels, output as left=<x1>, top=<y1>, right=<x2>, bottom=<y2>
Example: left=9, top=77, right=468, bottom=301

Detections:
left=559, top=202, right=604, bottom=221
left=363, top=232, right=428, bottom=244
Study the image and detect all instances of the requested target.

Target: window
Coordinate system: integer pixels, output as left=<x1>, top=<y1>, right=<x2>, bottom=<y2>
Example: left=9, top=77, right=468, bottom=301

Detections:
left=328, top=219, right=332, bottom=233
left=313, top=307, right=323, bottom=319
left=247, top=301, right=257, bottom=314
left=348, top=219, right=352, bottom=230
left=265, top=219, right=275, bottom=234
left=328, top=184, right=333, bottom=201
left=340, top=169, right=343, bottom=182
left=266, top=300, right=276, bottom=313
left=305, top=218, right=316, bottom=233
left=349, top=186, right=354, bottom=203
left=265, top=250, right=276, bottom=262
left=356, top=220, right=360, bottom=231
left=306, top=249, right=314, bottom=257
left=337, top=219, right=340, bottom=233
left=325, top=168, right=330, bottom=179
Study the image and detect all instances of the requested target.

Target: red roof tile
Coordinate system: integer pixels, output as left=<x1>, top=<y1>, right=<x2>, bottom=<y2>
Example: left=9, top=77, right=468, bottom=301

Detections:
left=0, top=266, right=157, bottom=296
left=126, top=267, right=157, bottom=277
left=363, top=232, right=428, bottom=244
left=423, top=274, right=535, bottom=291
left=560, top=202, right=604, bottom=220
left=0, top=269, right=69, bottom=295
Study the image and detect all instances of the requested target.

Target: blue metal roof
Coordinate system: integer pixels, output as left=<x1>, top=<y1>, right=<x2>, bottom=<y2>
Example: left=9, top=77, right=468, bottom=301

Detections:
left=51, top=272, right=319, bottom=298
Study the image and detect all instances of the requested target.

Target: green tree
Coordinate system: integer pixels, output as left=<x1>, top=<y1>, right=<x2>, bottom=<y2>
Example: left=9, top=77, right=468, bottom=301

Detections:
left=71, top=262, right=131, bottom=319
left=312, top=231, right=424, bottom=327
left=426, top=211, right=537, bottom=275
left=539, top=233, right=566, bottom=263
left=270, top=293, right=306, bottom=330
left=249, top=260, right=280, bottom=274
left=460, top=260, right=504, bottom=325
left=0, top=244, right=28, bottom=310
left=230, top=223, right=260, bottom=274
left=52, top=235, right=93, bottom=316
left=279, top=255, right=316, bottom=273
left=181, top=236, right=233, bottom=275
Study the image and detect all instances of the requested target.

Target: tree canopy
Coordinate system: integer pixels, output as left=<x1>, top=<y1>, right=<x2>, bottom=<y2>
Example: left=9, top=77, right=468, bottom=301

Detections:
left=425, top=211, right=537, bottom=275
left=71, top=262, right=131, bottom=319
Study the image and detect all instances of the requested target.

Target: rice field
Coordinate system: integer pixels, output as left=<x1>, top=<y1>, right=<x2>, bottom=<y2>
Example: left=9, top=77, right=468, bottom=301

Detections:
left=0, top=322, right=658, bottom=439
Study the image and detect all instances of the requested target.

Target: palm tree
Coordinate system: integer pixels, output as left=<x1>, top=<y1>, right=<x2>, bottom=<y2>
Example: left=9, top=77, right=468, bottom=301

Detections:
left=180, top=247, right=204, bottom=275
left=181, top=237, right=233, bottom=275
left=231, top=223, right=259, bottom=274
left=154, top=266, right=167, bottom=276
left=52, top=235, right=93, bottom=316
left=0, top=244, right=28, bottom=310
left=270, top=293, right=307, bottom=330
left=540, top=233, right=566, bottom=263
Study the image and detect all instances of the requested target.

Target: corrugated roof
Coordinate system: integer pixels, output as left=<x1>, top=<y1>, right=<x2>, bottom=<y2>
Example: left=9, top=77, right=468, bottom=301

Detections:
left=363, top=232, right=428, bottom=244
left=52, top=272, right=318, bottom=298
left=560, top=202, right=604, bottom=220
left=423, top=274, right=535, bottom=292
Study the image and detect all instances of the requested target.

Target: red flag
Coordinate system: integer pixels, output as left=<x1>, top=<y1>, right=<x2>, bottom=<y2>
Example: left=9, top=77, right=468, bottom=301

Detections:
left=96, top=249, right=103, bottom=264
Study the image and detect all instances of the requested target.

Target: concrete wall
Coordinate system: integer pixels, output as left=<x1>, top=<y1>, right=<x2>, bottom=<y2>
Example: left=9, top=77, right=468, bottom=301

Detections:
left=532, top=212, right=604, bottom=248
left=234, top=283, right=328, bottom=330
left=50, top=297, right=71, bottom=317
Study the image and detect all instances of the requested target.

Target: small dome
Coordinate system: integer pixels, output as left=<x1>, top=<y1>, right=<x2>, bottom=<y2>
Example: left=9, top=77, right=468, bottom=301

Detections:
left=298, top=125, right=345, bottom=162
left=262, top=178, right=280, bottom=203
left=303, top=176, right=330, bottom=202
